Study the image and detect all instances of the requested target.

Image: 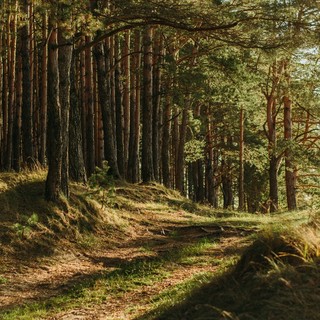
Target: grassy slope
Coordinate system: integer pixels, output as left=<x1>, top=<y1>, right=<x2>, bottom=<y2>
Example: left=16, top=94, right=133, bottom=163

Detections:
left=0, top=170, right=319, bottom=320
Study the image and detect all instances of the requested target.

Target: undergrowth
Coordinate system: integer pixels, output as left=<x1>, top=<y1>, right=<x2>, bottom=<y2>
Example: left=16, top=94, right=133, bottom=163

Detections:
left=152, top=214, right=320, bottom=320
left=1, top=170, right=320, bottom=320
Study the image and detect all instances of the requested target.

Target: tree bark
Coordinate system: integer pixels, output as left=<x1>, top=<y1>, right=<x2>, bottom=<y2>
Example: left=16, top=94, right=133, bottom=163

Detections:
left=58, top=33, right=72, bottom=197
left=128, top=29, right=141, bottom=183
left=114, top=35, right=124, bottom=177
left=94, top=40, right=120, bottom=178
left=85, top=36, right=95, bottom=177
left=141, top=26, right=154, bottom=182
left=39, top=13, right=47, bottom=166
left=283, top=79, right=297, bottom=210
left=238, top=107, right=245, bottom=211
left=122, top=30, right=130, bottom=179
left=69, top=54, right=87, bottom=183
left=161, top=91, right=172, bottom=188
left=152, top=31, right=163, bottom=182
left=21, top=0, right=34, bottom=168
left=45, top=23, right=62, bottom=201
left=13, top=44, right=22, bottom=172
left=176, top=100, right=189, bottom=194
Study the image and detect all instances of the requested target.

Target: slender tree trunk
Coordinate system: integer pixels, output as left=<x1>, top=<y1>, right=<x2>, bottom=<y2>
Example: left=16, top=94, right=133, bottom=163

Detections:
left=141, top=26, right=154, bottom=182
left=238, top=107, right=245, bottom=211
left=162, top=91, right=172, bottom=188
left=39, top=13, right=47, bottom=166
left=206, top=106, right=215, bottom=206
left=128, top=29, right=141, bottom=183
left=176, top=100, right=189, bottom=194
left=80, top=45, right=87, bottom=170
left=45, top=23, right=62, bottom=201
left=69, top=54, right=87, bottom=183
left=197, top=159, right=205, bottom=202
left=13, top=44, right=22, bottom=172
left=269, top=155, right=279, bottom=212
left=152, top=31, right=163, bottom=182
left=2, top=23, right=9, bottom=169
left=5, top=7, right=17, bottom=170
left=265, top=61, right=283, bottom=212
left=283, top=75, right=297, bottom=210
left=122, top=30, right=130, bottom=179
left=222, top=158, right=233, bottom=209
left=114, top=35, right=124, bottom=177
left=58, top=33, right=72, bottom=197
left=85, top=36, right=95, bottom=177
left=93, top=57, right=103, bottom=168
left=222, top=137, right=234, bottom=209
left=21, top=0, right=34, bottom=168
left=94, top=41, right=120, bottom=178
left=267, top=94, right=279, bottom=212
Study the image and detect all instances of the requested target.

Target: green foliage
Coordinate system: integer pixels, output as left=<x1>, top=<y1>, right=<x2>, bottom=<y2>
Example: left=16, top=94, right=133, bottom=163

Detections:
left=13, top=213, right=39, bottom=239
left=0, top=276, right=8, bottom=285
left=185, top=139, right=206, bottom=163
left=88, top=161, right=116, bottom=208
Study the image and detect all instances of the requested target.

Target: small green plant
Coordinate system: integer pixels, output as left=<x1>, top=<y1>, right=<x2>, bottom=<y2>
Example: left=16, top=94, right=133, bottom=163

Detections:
left=13, top=213, right=39, bottom=239
left=0, top=276, right=8, bottom=284
left=88, top=161, right=116, bottom=207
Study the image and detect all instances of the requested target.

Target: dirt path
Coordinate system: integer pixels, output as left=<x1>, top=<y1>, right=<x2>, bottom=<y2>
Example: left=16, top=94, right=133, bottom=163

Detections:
left=0, top=216, right=248, bottom=320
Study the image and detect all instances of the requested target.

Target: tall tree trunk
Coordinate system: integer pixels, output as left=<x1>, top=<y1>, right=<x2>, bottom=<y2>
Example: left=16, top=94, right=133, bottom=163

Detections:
left=172, top=106, right=179, bottom=188
left=58, top=33, right=72, bottom=197
left=114, top=35, right=124, bottom=177
left=141, top=26, right=154, bottom=182
left=267, top=94, right=279, bottom=212
left=45, top=23, right=62, bottom=201
left=196, top=159, right=205, bottom=202
left=94, top=40, right=120, bottom=178
left=69, top=54, right=87, bottom=183
left=222, top=158, right=233, bottom=209
left=152, top=31, right=163, bottom=182
left=161, top=91, right=172, bottom=188
left=13, top=44, right=22, bottom=172
left=2, top=22, right=9, bottom=169
left=206, top=106, right=216, bottom=206
left=5, top=7, right=17, bottom=170
left=176, top=100, right=189, bottom=194
left=85, top=36, right=95, bottom=177
left=269, top=155, right=279, bottom=212
left=283, top=63, right=297, bottom=210
left=265, top=61, right=283, bottom=212
left=238, top=107, right=245, bottom=211
left=222, top=137, right=234, bottom=209
left=93, top=57, right=103, bottom=168
left=39, top=13, right=47, bottom=166
left=80, top=46, right=87, bottom=170
left=122, top=30, right=130, bottom=179
left=21, top=0, right=34, bottom=168
left=128, top=29, right=141, bottom=183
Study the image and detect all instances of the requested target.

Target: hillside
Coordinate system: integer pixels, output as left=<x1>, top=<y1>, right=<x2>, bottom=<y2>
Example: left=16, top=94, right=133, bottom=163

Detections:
left=0, top=171, right=319, bottom=320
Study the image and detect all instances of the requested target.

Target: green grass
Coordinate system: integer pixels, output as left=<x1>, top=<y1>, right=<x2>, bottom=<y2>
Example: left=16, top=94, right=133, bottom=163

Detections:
left=1, top=170, right=319, bottom=320
left=147, top=216, right=320, bottom=320
left=0, top=237, right=222, bottom=320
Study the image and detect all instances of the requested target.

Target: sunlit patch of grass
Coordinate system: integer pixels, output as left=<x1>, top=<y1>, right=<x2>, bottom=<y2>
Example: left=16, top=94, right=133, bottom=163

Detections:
left=0, top=237, right=222, bottom=319
left=149, top=221, right=320, bottom=320
left=135, top=255, right=239, bottom=320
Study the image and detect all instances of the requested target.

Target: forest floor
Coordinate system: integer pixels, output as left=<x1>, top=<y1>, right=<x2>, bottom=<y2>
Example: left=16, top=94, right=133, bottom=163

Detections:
left=0, top=171, right=320, bottom=320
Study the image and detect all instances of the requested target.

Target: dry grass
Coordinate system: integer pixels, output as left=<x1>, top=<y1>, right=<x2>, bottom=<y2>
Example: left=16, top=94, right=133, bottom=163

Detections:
left=1, top=170, right=320, bottom=320
left=153, top=213, right=320, bottom=320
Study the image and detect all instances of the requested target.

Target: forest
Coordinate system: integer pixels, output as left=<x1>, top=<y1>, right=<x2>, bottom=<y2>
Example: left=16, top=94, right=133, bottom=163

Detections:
left=0, top=0, right=319, bottom=211
left=1, top=0, right=320, bottom=319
